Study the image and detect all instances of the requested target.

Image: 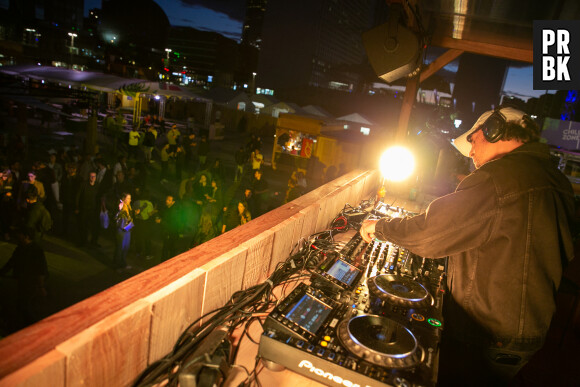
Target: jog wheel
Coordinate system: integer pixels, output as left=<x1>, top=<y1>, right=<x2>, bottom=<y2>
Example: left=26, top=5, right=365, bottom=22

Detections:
left=337, top=314, right=423, bottom=369
left=367, top=274, right=432, bottom=309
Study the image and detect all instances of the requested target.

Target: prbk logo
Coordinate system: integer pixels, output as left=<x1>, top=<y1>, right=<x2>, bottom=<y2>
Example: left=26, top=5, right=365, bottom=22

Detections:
left=533, top=20, right=580, bottom=90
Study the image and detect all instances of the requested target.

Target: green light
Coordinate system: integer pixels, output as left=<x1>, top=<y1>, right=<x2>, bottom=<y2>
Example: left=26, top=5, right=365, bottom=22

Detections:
left=427, top=318, right=442, bottom=327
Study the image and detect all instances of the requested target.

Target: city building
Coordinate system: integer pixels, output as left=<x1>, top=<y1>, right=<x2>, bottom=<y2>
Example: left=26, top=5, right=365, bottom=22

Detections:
left=257, top=0, right=380, bottom=94
left=166, top=26, right=239, bottom=89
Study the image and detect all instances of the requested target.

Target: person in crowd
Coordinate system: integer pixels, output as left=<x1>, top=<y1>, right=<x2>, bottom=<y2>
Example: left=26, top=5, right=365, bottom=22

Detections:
left=112, top=155, right=128, bottom=184
left=166, top=124, right=181, bottom=154
left=183, top=132, right=198, bottom=170
left=359, top=107, right=576, bottom=386
left=9, top=160, right=22, bottom=186
left=127, top=125, right=141, bottom=162
left=193, top=173, right=212, bottom=207
left=198, top=135, right=209, bottom=168
left=0, top=226, right=49, bottom=329
left=221, top=200, right=251, bottom=234
left=234, top=145, right=247, bottom=183
left=285, top=170, right=307, bottom=203
left=95, top=157, right=108, bottom=186
left=59, top=163, right=81, bottom=241
left=132, top=188, right=156, bottom=260
left=78, top=154, right=96, bottom=182
left=142, top=125, right=158, bottom=163
left=18, top=171, right=45, bottom=210
left=47, top=153, right=63, bottom=204
left=251, top=169, right=269, bottom=217
left=112, top=111, right=126, bottom=153
left=76, top=171, right=100, bottom=247
left=209, top=158, right=225, bottom=183
left=178, top=173, right=197, bottom=201
left=125, top=166, right=144, bottom=192
left=103, top=113, right=116, bottom=138
left=241, top=187, right=257, bottom=219
left=109, top=170, right=134, bottom=206
left=247, top=134, right=262, bottom=154
left=192, top=208, right=217, bottom=247
left=174, top=145, right=186, bottom=181
left=250, top=148, right=263, bottom=171
left=206, top=177, right=224, bottom=223
left=156, top=195, right=183, bottom=261
left=159, top=144, right=175, bottom=182
left=113, top=192, right=136, bottom=270
left=34, top=160, right=57, bottom=221
left=23, top=190, right=52, bottom=243
left=0, top=169, right=16, bottom=240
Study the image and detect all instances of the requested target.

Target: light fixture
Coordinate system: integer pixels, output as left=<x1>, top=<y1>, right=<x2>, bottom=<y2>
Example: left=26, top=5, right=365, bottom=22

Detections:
left=379, top=146, right=415, bottom=182
left=377, top=146, right=415, bottom=201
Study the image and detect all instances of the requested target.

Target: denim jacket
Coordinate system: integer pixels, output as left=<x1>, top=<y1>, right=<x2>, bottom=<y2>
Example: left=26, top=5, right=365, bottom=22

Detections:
left=115, top=209, right=134, bottom=232
left=375, top=142, right=575, bottom=344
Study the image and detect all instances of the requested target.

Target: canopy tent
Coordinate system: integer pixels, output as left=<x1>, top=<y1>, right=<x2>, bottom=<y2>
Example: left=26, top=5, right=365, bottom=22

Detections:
left=0, top=65, right=204, bottom=98
left=0, top=65, right=211, bottom=125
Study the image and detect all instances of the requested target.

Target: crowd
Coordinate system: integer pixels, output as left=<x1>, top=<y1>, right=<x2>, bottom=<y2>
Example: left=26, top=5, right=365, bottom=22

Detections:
left=0, top=111, right=292, bottom=331
left=2, top=118, right=285, bottom=261
left=0, top=103, right=351, bottom=334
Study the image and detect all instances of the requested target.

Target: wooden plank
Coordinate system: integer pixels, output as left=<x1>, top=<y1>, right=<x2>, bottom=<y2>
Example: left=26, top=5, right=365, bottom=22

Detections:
left=200, top=246, right=247, bottom=317
left=241, top=230, right=275, bottom=289
left=0, top=350, right=65, bottom=387
left=55, top=300, right=151, bottom=387
left=268, top=218, right=299, bottom=275
left=397, top=76, right=419, bottom=142
left=419, top=48, right=464, bottom=83
left=144, top=269, right=207, bottom=364
left=362, top=170, right=381, bottom=199
left=289, top=211, right=306, bottom=249
left=431, top=35, right=532, bottom=63
left=346, top=178, right=365, bottom=208
left=299, top=203, right=320, bottom=236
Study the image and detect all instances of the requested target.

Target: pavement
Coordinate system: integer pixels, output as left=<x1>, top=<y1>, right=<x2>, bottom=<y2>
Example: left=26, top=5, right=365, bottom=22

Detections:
left=0, top=112, right=295, bottom=338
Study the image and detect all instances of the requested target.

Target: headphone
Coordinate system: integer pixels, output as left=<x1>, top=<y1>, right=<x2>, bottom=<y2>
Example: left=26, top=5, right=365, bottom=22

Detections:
left=481, top=108, right=508, bottom=143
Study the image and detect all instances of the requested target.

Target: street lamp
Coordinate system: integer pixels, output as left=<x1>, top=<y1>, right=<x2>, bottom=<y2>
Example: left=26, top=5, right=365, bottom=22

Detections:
left=68, top=32, right=77, bottom=49
left=252, top=72, right=257, bottom=94
left=165, top=48, right=172, bottom=59
left=67, top=32, right=77, bottom=68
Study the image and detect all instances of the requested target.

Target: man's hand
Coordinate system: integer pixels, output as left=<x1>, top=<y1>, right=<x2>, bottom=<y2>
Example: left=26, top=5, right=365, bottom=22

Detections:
left=360, top=219, right=380, bottom=243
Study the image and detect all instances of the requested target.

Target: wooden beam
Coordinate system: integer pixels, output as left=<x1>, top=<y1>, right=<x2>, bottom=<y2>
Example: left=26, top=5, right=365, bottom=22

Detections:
left=419, top=48, right=464, bottom=83
left=397, top=75, right=419, bottom=142
left=431, top=35, right=532, bottom=63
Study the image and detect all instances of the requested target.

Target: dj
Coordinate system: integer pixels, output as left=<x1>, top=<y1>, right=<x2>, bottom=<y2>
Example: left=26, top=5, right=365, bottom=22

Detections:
left=360, top=107, right=576, bottom=385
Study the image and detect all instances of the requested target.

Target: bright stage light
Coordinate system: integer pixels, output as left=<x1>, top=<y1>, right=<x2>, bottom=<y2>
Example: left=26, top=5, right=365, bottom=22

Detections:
left=379, top=146, right=415, bottom=182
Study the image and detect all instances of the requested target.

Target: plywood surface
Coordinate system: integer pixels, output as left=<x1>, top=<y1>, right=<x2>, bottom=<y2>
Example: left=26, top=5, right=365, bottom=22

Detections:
left=201, top=246, right=247, bottom=318
left=55, top=300, right=151, bottom=387
left=144, top=269, right=207, bottom=364
left=0, top=350, right=65, bottom=387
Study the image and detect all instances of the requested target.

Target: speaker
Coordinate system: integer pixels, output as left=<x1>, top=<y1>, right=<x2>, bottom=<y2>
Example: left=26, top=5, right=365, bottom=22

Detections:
left=363, top=20, right=422, bottom=83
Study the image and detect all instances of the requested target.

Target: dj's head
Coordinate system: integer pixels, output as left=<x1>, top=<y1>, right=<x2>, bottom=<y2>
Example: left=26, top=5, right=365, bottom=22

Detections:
left=452, top=107, right=540, bottom=168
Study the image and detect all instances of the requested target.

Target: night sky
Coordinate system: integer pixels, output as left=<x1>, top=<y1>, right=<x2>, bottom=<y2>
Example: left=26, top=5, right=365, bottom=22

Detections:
left=82, top=0, right=551, bottom=101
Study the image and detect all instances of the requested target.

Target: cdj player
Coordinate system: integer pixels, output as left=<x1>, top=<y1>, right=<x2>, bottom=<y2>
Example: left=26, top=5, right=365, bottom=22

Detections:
left=258, top=203, right=447, bottom=387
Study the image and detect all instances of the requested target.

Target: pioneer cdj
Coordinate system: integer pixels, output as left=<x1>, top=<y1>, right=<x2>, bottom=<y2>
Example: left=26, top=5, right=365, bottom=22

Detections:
left=258, top=204, right=447, bottom=387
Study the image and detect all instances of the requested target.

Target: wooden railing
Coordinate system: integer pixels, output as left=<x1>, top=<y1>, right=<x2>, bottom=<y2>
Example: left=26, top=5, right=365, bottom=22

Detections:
left=0, top=169, right=381, bottom=387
